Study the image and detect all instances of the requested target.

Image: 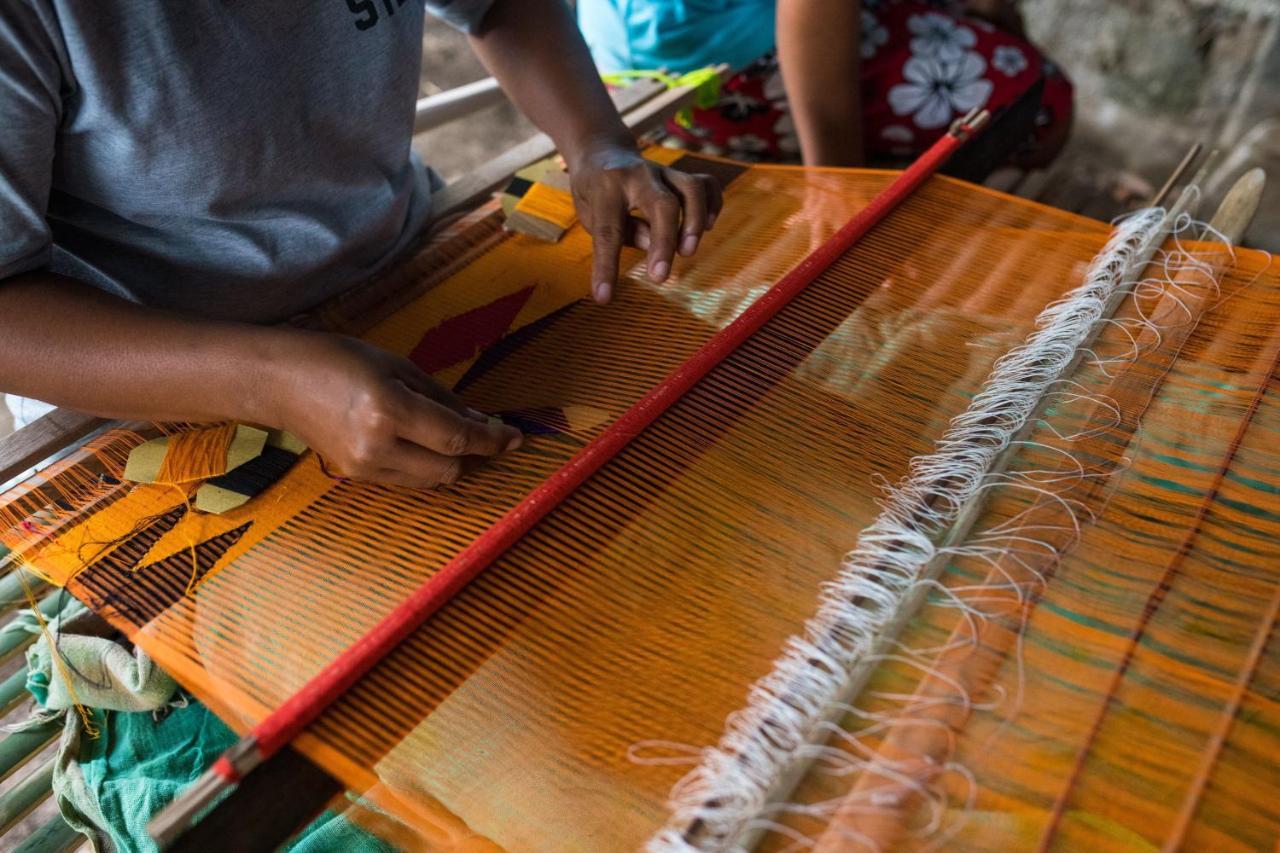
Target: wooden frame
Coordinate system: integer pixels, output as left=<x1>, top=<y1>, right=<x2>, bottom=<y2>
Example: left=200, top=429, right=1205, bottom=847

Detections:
left=0, top=409, right=104, bottom=487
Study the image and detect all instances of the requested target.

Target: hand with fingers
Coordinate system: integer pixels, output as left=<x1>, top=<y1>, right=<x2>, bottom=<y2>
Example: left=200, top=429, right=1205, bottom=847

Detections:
left=567, top=140, right=724, bottom=304
left=266, top=331, right=523, bottom=490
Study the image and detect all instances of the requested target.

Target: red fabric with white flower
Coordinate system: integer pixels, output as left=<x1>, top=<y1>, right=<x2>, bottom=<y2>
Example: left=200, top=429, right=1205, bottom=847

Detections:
left=660, top=0, right=1073, bottom=165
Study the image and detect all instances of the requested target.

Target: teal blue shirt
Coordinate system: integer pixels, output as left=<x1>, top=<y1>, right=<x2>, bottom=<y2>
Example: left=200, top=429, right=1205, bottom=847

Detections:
left=577, top=0, right=777, bottom=75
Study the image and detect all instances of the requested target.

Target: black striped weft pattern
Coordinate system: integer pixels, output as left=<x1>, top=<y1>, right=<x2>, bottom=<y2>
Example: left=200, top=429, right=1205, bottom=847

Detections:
left=202, top=446, right=301, bottom=503
left=74, top=505, right=252, bottom=629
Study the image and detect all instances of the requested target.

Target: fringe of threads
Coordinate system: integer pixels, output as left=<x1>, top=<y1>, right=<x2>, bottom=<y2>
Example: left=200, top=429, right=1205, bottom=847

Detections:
left=648, top=208, right=1166, bottom=851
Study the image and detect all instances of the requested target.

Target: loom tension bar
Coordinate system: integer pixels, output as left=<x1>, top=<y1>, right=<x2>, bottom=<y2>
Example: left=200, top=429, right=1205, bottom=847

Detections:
left=148, top=107, right=991, bottom=848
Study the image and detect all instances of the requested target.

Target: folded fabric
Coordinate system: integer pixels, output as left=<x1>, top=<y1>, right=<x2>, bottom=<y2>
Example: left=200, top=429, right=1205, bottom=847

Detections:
left=26, top=633, right=176, bottom=712
left=20, top=627, right=396, bottom=852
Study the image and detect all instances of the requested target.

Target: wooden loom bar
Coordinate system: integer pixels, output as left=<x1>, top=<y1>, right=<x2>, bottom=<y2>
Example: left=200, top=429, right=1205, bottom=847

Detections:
left=0, top=409, right=105, bottom=488
left=148, top=112, right=992, bottom=844
left=413, top=76, right=506, bottom=134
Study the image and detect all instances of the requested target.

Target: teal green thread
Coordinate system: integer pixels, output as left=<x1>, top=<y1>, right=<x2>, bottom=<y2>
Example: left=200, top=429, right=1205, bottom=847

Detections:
left=601, top=67, right=722, bottom=129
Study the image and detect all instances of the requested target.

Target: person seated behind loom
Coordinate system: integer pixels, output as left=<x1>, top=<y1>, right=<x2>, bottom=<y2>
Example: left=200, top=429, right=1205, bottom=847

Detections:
left=0, top=0, right=722, bottom=489
left=577, top=0, right=1073, bottom=168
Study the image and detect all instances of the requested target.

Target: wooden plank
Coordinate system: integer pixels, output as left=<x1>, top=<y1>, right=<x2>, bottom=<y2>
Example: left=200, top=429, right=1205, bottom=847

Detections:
left=0, top=409, right=104, bottom=487
left=413, top=77, right=506, bottom=134
left=0, top=759, right=54, bottom=837
left=12, top=814, right=82, bottom=853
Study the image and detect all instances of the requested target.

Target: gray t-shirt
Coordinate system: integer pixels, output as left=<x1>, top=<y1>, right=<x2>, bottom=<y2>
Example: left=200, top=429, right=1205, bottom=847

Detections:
left=0, top=0, right=495, bottom=323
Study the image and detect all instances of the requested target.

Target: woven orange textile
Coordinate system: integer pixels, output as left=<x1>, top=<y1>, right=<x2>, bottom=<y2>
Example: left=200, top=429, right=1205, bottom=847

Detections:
left=1, top=154, right=1277, bottom=851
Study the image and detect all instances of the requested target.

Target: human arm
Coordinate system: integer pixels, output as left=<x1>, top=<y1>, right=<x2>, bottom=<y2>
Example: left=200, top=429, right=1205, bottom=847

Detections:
left=465, top=0, right=723, bottom=302
left=0, top=272, right=521, bottom=489
left=0, top=2, right=514, bottom=490
left=776, top=0, right=865, bottom=167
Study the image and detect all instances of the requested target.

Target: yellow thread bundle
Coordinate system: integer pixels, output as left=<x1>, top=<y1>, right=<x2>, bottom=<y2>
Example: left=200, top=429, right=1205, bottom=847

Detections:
left=125, top=423, right=267, bottom=487
left=155, top=423, right=239, bottom=484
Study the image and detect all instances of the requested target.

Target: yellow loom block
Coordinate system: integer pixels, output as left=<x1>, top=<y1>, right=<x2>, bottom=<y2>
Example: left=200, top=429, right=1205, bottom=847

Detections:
left=193, top=429, right=308, bottom=514
left=224, top=425, right=269, bottom=471
left=267, top=429, right=307, bottom=455
left=506, top=180, right=577, bottom=243
left=642, top=145, right=685, bottom=166
left=122, top=424, right=267, bottom=486
left=193, top=485, right=251, bottom=515
left=499, top=156, right=565, bottom=216
left=120, top=436, right=171, bottom=484
left=502, top=145, right=696, bottom=243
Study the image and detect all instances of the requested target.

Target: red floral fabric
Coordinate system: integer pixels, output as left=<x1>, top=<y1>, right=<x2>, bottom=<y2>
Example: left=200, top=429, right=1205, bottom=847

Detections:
left=659, top=0, right=1073, bottom=165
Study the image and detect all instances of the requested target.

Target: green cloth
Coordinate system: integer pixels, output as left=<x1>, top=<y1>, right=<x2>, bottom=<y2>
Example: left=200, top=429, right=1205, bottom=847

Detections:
left=73, top=700, right=234, bottom=852
left=289, top=807, right=398, bottom=853
left=75, top=700, right=393, bottom=853
left=25, top=634, right=176, bottom=713
left=17, top=629, right=194, bottom=852
left=21, top=629, right=393, bottom=852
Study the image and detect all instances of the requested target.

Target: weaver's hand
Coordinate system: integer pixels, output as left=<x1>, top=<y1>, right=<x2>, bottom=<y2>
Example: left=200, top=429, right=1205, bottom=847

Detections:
left=267, top=332, right=522, bottom=489
left=0, top=274, right=516, bottom=490
left=465, top=2, right=722, bottom=302
left=568, top=141, right=723, bottom=304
